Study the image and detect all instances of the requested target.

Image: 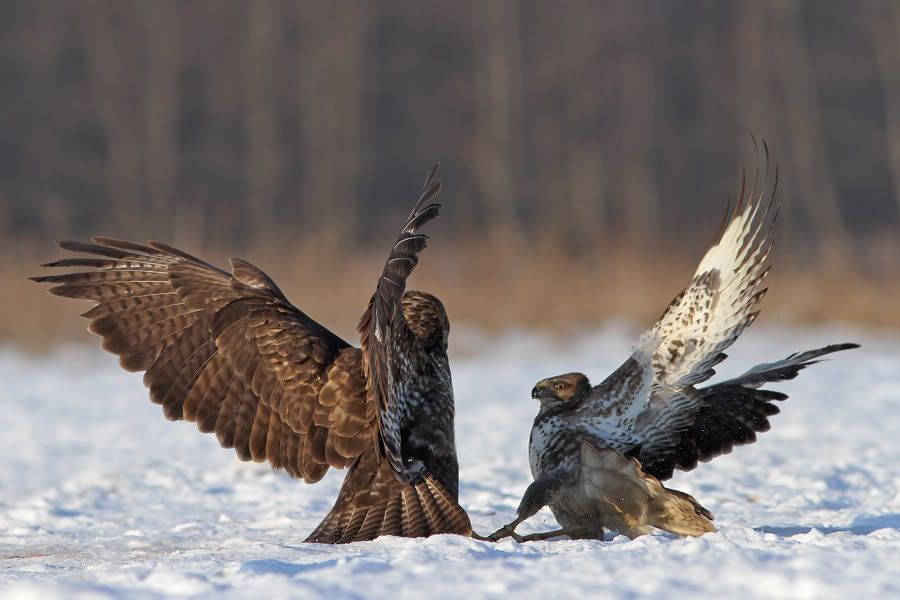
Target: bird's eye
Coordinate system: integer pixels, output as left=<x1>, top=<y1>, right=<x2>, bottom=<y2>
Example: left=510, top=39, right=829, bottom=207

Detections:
left=554, top=382, right=567, bottom=391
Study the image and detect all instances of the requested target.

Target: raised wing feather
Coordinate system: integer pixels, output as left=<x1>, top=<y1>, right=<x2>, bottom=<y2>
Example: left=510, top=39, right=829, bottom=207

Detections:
left=358, top=164, right=443, bottom=475
left=32, top=237, right=371, bottom=482
left=643, top=157, right=777, bottom=388
left=575, top=153, right=778, bottom=453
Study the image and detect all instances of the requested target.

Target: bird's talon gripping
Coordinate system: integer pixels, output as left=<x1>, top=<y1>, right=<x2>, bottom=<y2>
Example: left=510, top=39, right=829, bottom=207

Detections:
left=401, top=459, right=428, bottom=486
left=486, top=524, right=520, bottom=542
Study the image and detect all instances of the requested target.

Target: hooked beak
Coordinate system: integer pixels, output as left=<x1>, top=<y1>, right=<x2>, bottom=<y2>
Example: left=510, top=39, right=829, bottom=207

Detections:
left=531, top=385, right=545, bottom=400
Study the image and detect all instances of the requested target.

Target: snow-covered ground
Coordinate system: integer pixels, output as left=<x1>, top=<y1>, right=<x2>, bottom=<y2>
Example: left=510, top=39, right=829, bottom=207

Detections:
left=2, top=324, right=899, bottom=599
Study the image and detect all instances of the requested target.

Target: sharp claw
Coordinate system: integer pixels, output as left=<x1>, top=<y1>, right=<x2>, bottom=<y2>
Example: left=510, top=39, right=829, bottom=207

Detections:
left=400, top=460, right=428, bottom=486
left=486, top=525, right=518, bottom=542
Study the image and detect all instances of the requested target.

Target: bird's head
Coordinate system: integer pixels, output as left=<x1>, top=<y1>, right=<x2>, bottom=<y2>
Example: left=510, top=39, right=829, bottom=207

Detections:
left=531, top=373, right=591, bottom=407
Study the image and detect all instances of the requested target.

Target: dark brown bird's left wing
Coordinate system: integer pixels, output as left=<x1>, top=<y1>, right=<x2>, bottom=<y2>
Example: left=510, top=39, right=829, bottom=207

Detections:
left=32, top=238, right=373, bottom=482
left=358, top=164, right=443, bottom=477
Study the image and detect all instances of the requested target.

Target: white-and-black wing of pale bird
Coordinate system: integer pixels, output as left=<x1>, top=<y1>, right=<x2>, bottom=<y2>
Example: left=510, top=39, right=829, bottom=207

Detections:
left=32, top=164, right=471, bottom=544
left=631, top=342, right=858, bottom=480
left=570, top=153, right=779, bottom=442
left=488, top=150, right=858, bottom=543
left=575, top=153, right=858, bottom=480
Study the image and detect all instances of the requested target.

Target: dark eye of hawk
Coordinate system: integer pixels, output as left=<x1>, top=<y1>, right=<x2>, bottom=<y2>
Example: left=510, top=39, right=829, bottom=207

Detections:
left=553, top=382, right=568, bottom=391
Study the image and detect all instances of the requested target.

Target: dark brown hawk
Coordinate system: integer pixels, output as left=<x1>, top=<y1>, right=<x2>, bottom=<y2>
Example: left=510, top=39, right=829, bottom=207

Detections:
left=32, top=165, right=471, bottom=544
left=489, top=154, right=859, bottom=543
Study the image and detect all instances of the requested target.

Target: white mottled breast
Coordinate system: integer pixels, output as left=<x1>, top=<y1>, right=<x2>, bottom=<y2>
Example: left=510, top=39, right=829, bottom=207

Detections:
left=529, top=414, right=577, bottom=480
left=529, top=411, right=641, bottom=484
left=528, top=417, right=554, bottom=479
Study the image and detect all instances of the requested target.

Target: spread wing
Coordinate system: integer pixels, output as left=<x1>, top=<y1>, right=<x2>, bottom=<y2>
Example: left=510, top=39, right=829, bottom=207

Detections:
left=633, top=343, right=859, bottom=480
left=32, top=238, right=372, bottom=482
left=643, top=155, right=777, bottom=388
left=575, top=152, right=779, bottom=455
left=588, top=165, right=856, bottom=480
left=358, top=163, right=443, bottom=475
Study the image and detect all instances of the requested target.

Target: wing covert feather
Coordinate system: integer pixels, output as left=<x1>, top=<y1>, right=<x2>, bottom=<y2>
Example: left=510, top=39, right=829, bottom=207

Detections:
left=32, top=237, right=376, bottom=480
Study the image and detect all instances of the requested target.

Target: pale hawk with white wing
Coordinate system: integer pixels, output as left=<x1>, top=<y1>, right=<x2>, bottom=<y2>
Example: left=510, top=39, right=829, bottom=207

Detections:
left=488, top=153, right=858, bottom=542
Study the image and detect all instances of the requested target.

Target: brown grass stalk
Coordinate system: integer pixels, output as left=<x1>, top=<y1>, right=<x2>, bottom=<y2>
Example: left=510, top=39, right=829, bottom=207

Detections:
left=6, top=232, right=899, bottom=354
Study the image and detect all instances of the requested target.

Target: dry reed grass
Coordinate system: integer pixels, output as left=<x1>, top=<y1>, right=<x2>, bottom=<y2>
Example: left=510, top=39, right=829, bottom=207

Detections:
left=5, top=231, right=897, bottom=354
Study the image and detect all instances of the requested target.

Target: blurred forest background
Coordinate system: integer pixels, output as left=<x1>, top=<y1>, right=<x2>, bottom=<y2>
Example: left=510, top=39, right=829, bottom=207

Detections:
left=3, top=0, right=900, bottom=348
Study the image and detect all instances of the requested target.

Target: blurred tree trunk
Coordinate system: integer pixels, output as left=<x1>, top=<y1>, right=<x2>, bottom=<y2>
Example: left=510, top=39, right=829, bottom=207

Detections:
left=471, top=0, right=525, bottom=239
left=296, top=2, right=369, bottom=244
left=736, top=2, right=791, bottom=244
left=564, top=1, right=607, bottom=248
left=620, top=2, right=659, bottom=249
left=76, top=2, right=144, bottom=235
left=736, top=2, right=771, bottom=149
left=331, top=3, right=369, bottom=236
left=866, top=0, right=900, bottom=220
left=770, top=0, right=849, bottom=262
left=244, top=0, right=282, bottom=243
left=525, top=3, right=567, bottom=241
left=144, top=1, right=180, bottom=240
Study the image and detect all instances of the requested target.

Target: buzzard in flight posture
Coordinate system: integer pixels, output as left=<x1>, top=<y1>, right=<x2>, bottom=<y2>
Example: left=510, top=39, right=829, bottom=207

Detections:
left=489, top=156, right=858, bottom=542
left=32, top=165, right=472, bottom=544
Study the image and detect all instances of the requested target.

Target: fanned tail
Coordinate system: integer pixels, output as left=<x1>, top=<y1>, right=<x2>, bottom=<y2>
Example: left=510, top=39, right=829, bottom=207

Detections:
left=305, top=450, right=471, bottom=544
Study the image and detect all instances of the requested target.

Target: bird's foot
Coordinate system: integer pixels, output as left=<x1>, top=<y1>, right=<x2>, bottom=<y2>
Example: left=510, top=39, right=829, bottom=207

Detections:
left=484, top=524, right=525, bottom=543
left=399, top=459, right=428, bottom=486
left=515, top=528, right=568, bottom=542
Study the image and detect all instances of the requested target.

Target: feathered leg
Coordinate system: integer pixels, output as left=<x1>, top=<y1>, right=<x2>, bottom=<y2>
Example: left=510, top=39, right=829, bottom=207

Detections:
left=481, top=473, right=572, bottom=541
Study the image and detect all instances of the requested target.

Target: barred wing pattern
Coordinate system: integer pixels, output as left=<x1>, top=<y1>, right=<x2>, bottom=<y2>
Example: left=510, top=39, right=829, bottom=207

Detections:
left=32, top=238, right=371, bottom=482
left=306, top=451, right=471, bottom=543
left=33, top=165, right=473, bottom=543
left=621, top=159, right=780, bottom=469
left=359, top=163, right=443, bottom=475
left=633, top=343, right=859, bottom=480
left=570, top=158, right=857, bottom=482
left=573, top=350, right=655, bottom=449
left=576, top=160, right=777, bottom=449
left=642, top=161, right=777, bottom=388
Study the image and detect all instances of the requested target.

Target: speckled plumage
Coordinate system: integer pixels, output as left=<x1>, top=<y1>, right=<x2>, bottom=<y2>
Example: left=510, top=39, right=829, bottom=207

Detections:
left=492, top=151, right=859, bottom=542
left=33, top=165, right=471, bottom=544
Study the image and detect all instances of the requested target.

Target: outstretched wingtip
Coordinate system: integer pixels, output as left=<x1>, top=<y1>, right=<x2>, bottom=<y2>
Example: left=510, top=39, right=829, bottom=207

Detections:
left=822, top=342, right=861, bottom=352
left=425, top=162, right=440, bottom=185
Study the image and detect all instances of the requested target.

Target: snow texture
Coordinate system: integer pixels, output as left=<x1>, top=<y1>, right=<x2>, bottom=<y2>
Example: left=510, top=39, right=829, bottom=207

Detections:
left=2, top=324, right=899, bottom=599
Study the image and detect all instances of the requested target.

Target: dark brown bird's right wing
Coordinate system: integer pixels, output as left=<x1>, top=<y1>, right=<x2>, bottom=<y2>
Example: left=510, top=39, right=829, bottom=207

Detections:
left=32, top=238, right=374, bottom=482
left=305, top=164, right=472, bottom=543
left=358, top=164, right=443, bottom=476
